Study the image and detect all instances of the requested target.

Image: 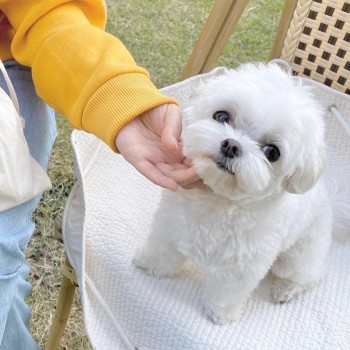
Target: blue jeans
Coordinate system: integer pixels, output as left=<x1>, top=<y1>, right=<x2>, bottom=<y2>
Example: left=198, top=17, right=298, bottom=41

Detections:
left=0, top=61, right=57, bottom=350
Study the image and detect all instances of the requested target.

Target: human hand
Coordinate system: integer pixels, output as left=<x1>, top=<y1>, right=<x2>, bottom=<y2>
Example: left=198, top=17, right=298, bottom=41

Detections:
left=115, top=104, right=201, bottom=191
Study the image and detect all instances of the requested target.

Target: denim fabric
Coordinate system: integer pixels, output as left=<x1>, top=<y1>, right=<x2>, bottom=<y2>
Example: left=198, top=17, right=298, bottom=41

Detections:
left=0, top=61, right=57, bottom=350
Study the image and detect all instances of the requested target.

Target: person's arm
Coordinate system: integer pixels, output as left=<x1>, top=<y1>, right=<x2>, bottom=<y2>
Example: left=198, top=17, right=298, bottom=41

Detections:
left=0, top=0, right=177, bottom=151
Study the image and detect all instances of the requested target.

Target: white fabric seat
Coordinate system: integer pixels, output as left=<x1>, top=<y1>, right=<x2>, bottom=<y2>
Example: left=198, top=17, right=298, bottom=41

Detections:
left=63, top=69, right=350, bottom=350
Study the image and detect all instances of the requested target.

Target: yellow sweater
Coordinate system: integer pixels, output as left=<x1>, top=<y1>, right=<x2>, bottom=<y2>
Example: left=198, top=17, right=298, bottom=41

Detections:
left=0, top=1, right=177, bottom=151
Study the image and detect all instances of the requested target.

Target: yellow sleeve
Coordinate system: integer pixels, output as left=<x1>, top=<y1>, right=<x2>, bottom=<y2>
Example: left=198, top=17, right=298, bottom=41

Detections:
left=0, top=1, right=177, bottom=151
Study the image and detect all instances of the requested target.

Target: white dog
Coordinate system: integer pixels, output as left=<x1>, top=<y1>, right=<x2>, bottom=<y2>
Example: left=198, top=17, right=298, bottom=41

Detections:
left=133, top=63, right=333, bottom=324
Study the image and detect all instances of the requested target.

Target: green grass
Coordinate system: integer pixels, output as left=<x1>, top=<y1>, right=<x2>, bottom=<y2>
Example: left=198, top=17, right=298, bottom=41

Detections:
left=27, top=1, right=283, bottom=348
left=106, top=0, right=283, bottom=87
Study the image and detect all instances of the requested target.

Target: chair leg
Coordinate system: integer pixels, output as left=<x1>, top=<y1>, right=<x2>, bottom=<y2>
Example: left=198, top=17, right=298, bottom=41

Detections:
left=45, top=257, right=77, bottom=350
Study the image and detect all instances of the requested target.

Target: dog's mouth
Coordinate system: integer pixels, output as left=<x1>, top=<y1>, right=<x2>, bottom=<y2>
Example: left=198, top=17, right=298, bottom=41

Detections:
left=213, top=159, right=235, bottom=175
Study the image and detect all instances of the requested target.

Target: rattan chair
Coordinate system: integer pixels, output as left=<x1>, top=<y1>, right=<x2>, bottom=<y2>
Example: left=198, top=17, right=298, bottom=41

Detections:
left=45, top=0, right=350, bottom=348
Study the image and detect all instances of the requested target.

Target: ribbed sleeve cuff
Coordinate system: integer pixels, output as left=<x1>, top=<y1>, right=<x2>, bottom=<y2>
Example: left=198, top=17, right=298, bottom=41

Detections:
left=82, top=73, right=178, bottom=152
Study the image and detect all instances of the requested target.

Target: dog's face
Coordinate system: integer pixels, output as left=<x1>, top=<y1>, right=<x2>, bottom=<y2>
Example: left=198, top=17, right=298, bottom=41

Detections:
left=182, top=63, right=326, bottom=201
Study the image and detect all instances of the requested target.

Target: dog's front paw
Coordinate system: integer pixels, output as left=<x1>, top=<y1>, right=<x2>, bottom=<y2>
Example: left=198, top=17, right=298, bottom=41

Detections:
left=203, top=301, right=243, bottom=325
left=270, top=276, right=310, bottom=303
left=132, top=251, right=177, bottom=278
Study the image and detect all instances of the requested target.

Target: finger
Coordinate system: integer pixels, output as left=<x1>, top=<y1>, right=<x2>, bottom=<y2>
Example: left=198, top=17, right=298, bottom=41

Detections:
left=161, top=104, right=182, bottom=152
left=155, top=163, right=200, bottom=186
left=134, top=160, right=178, bottom=192
left=181, top=179, right=208, bottom=190
left=182, top=157, right=193, bottom=167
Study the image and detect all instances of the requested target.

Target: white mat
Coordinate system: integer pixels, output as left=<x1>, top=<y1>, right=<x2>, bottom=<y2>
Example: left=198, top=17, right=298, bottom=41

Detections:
left=63, top=68, right=350, bottom=350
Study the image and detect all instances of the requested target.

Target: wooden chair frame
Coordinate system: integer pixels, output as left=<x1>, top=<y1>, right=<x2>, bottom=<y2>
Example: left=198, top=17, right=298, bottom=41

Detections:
left=45, top=218, right=78, bottom=350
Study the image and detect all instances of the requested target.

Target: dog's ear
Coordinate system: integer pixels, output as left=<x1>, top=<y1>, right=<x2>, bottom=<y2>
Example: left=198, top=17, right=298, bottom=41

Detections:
left=284, top=144, right=326, bottom=194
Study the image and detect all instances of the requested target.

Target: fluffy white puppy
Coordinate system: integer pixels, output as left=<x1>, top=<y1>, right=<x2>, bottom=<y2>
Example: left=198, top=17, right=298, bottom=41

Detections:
left=133, top=63, right=333, bottom=325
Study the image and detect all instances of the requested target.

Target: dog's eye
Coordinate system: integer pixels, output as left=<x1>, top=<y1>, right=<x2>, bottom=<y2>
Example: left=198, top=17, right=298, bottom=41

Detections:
left=213, top=111, right=230, bottom=123
left=263, top=145, right=280, bottom=162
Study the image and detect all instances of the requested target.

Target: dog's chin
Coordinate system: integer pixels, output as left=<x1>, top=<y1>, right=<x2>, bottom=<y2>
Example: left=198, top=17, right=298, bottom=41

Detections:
left=192, top=157, right=275, bottom=201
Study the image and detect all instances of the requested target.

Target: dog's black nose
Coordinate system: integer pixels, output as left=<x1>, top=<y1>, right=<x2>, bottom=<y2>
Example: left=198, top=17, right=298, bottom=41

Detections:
left=220, top=138, right=241, bottom=158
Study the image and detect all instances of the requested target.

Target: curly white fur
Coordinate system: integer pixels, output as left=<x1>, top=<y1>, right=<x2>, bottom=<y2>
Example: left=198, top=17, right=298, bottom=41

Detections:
left=133, top=63, right=335, bottom=324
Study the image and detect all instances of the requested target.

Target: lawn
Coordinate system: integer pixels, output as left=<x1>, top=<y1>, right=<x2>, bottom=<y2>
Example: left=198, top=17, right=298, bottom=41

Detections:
left=27, top=0, right=284, bottom=348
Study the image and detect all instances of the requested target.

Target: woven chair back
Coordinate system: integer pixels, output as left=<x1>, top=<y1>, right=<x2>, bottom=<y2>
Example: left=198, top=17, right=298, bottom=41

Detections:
left=280, top=0, right=350, bottom=94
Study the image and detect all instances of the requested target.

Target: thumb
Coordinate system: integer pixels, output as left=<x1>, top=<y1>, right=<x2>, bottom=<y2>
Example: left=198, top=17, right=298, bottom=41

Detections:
left=161, top=104, right=182, bottom=152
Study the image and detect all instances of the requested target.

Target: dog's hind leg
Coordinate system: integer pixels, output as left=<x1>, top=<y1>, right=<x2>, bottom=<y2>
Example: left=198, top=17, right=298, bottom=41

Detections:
left=133, top=237, right=187, bottom=278
left=270, top=219, right=332, bottom=303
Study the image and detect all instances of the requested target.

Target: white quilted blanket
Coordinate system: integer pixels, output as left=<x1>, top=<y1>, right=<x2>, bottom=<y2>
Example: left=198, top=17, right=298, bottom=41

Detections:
left=63, top=69, right=350, bottom=350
